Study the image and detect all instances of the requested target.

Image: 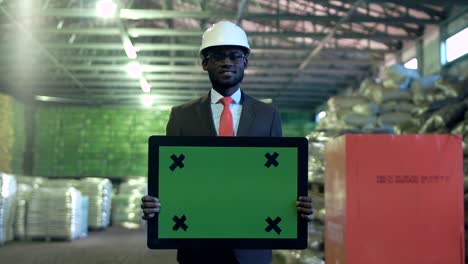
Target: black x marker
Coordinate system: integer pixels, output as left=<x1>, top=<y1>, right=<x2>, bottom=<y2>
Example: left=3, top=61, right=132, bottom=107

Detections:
left=169, top=154, right=185, bottom=171
left=265, top=216, right=282, bottom=235
left=264, top=152, right=279, bottom=168
left=172, top=215, right=188, bottom=231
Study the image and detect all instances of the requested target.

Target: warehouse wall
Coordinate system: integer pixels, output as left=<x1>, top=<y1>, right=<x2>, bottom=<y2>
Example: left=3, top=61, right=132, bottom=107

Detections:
left=385, top=9, right=467, bottom=76
left=33, top=106, right=169, bottom=178
left=7, top=103, right=313, bottom=178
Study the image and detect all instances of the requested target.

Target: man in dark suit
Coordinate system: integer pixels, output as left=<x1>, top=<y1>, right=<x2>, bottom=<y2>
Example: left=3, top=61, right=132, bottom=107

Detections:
left=141, top=21, right=313, bottom=264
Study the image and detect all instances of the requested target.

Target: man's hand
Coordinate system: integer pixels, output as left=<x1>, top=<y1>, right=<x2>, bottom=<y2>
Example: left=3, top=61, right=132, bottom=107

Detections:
left=141, top=195, right=160, bottom=220
left=296, top=196, right=314, bottom=221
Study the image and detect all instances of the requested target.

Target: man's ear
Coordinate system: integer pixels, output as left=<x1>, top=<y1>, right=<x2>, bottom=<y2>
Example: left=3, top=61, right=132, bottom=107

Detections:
left=243, top=58, right=248, bottom=69
left=202, top=59, right=209, bottom=71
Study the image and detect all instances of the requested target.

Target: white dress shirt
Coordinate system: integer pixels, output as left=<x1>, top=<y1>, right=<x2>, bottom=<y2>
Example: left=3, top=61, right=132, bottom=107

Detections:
left=210, top=88, right=243, bottom=136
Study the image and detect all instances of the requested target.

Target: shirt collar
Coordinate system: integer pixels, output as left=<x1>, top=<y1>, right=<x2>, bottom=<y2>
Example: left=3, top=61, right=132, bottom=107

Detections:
left=210, top=88, right=241, bottom=104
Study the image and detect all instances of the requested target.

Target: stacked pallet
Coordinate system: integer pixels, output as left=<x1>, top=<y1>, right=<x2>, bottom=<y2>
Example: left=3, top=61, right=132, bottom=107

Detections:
left=77, top=178, right=112, bottom=229
left=34, top=107, right=169, bottom=177
left=26, top=186, right=83, bottom=240
left=112, top=177, right=147, bottom=228
left=0, top=173, right=17, bottom=245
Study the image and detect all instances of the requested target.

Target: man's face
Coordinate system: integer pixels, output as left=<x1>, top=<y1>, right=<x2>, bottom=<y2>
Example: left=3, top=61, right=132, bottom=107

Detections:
left=202, top=46, right=248, bottom=91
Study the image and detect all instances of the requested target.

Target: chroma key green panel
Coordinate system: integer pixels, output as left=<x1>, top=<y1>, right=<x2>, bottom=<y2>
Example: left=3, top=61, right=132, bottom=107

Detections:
left=159, top=146, right=297, bottom=239
left=147, top=136, right=308, bottom=249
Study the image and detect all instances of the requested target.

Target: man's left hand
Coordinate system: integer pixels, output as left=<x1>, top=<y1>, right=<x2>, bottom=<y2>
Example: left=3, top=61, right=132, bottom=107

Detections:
left=296, top=196, right=314, bottom=222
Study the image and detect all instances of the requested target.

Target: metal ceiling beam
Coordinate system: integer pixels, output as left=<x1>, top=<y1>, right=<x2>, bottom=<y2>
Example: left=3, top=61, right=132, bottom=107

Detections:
left=26, top=74, right=351, bottom=83
left=282, top=0, right=365, bottom=97
left=33, top=88, right=336, bottom=98
left=0, top=55, right=375, bottom=66
left=0, top=6, right=91, bottom=97
left=32, top=97, right=325, bottom=110
left=30, top=81, right=343, bottom=90
left=38, top=27, right=414, bottom=41
left=235, top=0, right=249, bottom=25
left=24, top=74, right=350, bottom=85
left=0, top=43, right=393, bottom=53
left=36, top=8, right=441, bottom=24
left=366, top=0, right=467, bottom=6
left=0, top=64, right=367, bottom=75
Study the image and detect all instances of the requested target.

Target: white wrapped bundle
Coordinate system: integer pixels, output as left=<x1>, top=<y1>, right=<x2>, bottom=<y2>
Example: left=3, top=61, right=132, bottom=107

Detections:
left=26, top=186, right=83, bottom=240
left=13, top=176, right=47, bottom=240
left=0, top=172, right=16, bottom=245
left=77, top=178, right=112, bottom=229
left=13, top=183, right=33, bottom=240
left=112, top=178, right=147, bottom=228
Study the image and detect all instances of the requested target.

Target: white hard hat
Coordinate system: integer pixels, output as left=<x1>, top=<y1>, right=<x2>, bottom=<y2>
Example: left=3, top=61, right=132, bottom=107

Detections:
left=199, top=21, right=250, bottom=55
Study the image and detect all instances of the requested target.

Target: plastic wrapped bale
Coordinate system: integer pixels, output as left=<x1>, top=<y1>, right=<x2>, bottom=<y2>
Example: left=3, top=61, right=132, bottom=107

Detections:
left=26, top=186, right=83, bottom=240
left=451, top=121, right=468, bottom=154
left=77, top=178, right=112, bottom=229
left=0, top=173, right=16, bottom=245
left=13, top=176, right=46, bottom=240
left=316, top=114, right=357, bottom=131
left=419, top=101, right=468, bottom=133
left=308, top=142, right=325, bottom=183
left=80, top=196, right=89, bottom=238
left=112, top=178, right=147, bottom=228
left=307, top=131, right=339, bottom=143
left=381, top=90, right=412, bottom=103
left=327, top=96, right=370, bottom=112
left=13, top=183, right=33, bottom=240
left=381, top=101, right=414, bottom=114
left=382, top=64, right=420, bottom=90
left=342, top=113, right=378, bottom=129
left=358, top=78, right=385, bottom=104
left=411, top=75, right=440, bottom=106
left=379, top=112, right=419, bottom=127
left=435, top=77, right=467, bottom=99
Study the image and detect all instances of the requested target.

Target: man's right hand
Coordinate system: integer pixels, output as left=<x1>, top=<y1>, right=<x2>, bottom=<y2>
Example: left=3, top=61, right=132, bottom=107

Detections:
left=141, top=195, right=160, bottom=220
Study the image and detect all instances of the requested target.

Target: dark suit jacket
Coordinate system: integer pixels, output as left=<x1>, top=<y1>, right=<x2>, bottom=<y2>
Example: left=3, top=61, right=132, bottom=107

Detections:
left=165, top=91, right=282, bottom=264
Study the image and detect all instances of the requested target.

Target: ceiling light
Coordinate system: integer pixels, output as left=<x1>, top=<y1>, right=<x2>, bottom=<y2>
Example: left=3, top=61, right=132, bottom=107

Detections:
left=141, top=95, right=154, bottom=108
left=96, top=0, right=117, bottom=18
left=260, top=98, right=272, bottom=104
left=140, top=77, right=151, bottom=93
left=124, top=41, right=137, bottom=59
left=127, top=62, right=141, bottom=78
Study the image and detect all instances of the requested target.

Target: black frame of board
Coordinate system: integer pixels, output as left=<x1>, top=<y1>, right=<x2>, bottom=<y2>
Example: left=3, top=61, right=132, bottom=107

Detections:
left=147, top=136, right=308, bottom=249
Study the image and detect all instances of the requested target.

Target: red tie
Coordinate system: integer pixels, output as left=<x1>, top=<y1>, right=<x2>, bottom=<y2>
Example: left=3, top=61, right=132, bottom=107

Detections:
left=219, top=97, right=234, bottom=136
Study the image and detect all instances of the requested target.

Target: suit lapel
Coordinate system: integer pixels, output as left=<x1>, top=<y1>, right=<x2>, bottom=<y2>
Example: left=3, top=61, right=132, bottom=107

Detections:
left=197, top=93, right=217, bottom=136
left=237, top=92, right=255, bottom=136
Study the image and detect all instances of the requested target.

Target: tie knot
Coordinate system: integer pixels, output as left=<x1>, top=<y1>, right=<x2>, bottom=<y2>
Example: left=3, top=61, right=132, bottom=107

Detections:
left=220, top=97, right=233, bottom=106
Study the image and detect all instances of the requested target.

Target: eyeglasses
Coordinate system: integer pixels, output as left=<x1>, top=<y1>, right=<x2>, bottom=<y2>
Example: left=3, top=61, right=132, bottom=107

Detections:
left=204, top=52, right=246, bottom=63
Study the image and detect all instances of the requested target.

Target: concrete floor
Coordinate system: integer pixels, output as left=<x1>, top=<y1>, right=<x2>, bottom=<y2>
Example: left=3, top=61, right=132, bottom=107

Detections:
left=0, top=226, right=178, bottom=264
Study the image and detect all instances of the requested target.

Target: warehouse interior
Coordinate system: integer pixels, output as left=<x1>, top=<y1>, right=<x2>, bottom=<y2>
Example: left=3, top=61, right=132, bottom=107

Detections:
left=0, top=0, right=467, bottom=263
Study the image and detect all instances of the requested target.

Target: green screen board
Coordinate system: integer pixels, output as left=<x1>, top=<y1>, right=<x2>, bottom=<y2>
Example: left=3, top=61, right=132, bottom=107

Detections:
left=147, top=136, right=308, bottom=249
